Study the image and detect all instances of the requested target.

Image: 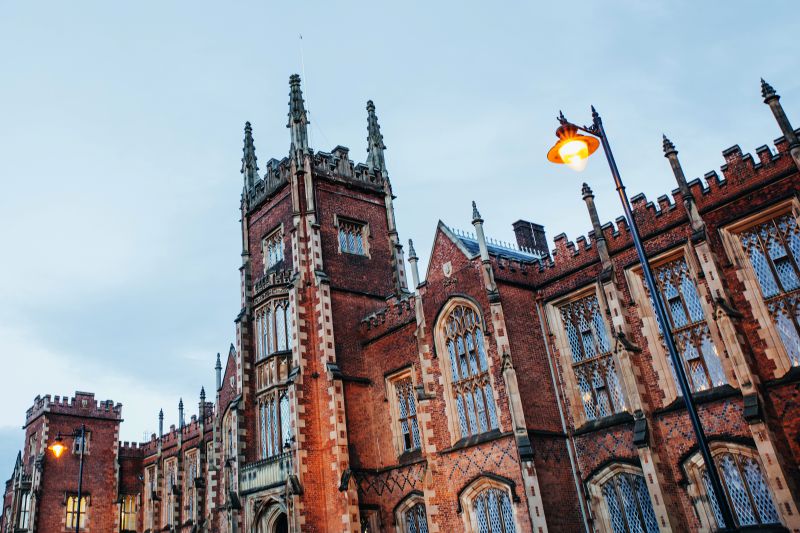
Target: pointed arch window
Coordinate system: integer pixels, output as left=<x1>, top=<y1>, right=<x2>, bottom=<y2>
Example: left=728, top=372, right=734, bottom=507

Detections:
left=263, top=228, right=284, bottom=271
left=685, top=444, right=781, bottom=529
left=258, top=389, right=293, bottom=459
left=587, top=464, right=660, bottom=533
left=557, top=292, right=625, bottom=421
left=256, top=298, right=292, bottom=360
left=438, top=302, right=498, bottom=440
left=459, top=479, right=518, bottom=533
left=120, top=494, right=137, bottom=531
left=16, top=491, right=30, bottom=529
left=395, top=494, right=429, bottom=533
left=738, top=213, right=800, bottom=366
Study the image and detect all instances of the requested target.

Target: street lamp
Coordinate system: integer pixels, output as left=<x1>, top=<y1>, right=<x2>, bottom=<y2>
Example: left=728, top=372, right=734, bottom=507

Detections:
left=48, top=424, right=87, bottom=533
left=547, top=107, right=738, bottom=531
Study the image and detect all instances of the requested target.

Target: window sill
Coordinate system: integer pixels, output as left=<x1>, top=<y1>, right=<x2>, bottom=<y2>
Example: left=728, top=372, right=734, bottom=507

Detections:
left=440, top=429, right=511, bottom=454
left=654, top=384, right=741, bottom=416
left=574, top=412, right=634, bottom=436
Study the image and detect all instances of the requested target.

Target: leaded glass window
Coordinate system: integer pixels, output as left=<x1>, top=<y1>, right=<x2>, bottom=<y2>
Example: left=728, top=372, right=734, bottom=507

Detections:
left=443, top=304, right=498, bottom=438
left=403, top=502, right=429, bottom=533
left=259, top=389, right=292, bottom=458
left=702, top=453, right=780, bottom=528
left=473, top=488, right=516, bottom=533
left=601, top=471, right=659, bottom=533
left=338, top=219, right=366, bottom=255
left=263, top=229, right=284, bottom=271
left=255, top=298, right=292, bottom=360
left=16, top=491, right=30, bottom=529
left=393, top=376, right=421, bottom=452
left=559, top=294, right=625, bottom=420
left=739, top=214, right=800, bottom=366
left=651, top=258, right=727, bottom=392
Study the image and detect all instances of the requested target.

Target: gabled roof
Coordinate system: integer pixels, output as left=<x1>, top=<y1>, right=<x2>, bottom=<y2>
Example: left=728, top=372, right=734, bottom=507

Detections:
left=438, top=222, right=545, bottom=263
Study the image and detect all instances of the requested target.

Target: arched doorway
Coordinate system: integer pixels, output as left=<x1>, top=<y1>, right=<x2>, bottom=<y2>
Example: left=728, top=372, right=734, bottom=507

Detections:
left=254, top=503, right=288, bottom=533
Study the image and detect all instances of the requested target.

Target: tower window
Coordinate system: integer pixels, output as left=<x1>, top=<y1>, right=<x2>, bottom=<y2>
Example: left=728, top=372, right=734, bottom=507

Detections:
left=65, top=494, right=88, bottom=530
left=386, top=371, right=421, bottom=454
left=337, top=218, right=368, bottom=256
left=263, top=228, right=284, bottom=271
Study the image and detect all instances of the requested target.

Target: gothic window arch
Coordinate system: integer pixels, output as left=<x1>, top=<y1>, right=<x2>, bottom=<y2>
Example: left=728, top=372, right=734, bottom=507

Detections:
left=720, top=202, right=800, bottom=376
left=258, top=389, right=292, bottom=459
left=395, top=492, right=429, bottom=533
left=546, top=285, right=627, bottom=426
left=684, top=442, right=782, bottom=530
left=435, top=299, right=499, bottom=441
left=256, top=298, right=293, bottom=361
left=459, top=477, right=517, bottom=533
left=587, top=463, right=660, bottom=533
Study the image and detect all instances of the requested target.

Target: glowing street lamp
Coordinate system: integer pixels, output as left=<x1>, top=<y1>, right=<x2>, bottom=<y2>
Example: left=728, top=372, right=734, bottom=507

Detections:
left=49, top=425, right=87, bottom=533
left=547, top=108, right=737, bottom=531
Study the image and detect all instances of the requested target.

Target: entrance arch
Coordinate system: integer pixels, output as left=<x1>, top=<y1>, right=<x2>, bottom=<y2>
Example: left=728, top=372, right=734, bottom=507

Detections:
left=254, top=502, right=289, bottom=533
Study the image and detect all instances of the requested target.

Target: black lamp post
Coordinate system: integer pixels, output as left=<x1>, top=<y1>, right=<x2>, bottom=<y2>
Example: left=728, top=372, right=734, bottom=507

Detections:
left=49, top=424, right=87, bottom=533
left=547, top=107, right=738, bottom=531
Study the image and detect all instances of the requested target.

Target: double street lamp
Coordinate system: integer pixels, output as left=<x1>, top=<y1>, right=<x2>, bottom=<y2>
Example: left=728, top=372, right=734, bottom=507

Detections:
left=48, top=424, right=87, bottom=533
left=547, top=107, right=738, bottom=531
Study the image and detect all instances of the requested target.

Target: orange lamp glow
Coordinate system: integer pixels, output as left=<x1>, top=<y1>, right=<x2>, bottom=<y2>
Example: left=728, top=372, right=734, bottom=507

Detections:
left=547, top=124, right=599, bottom=172
left=49, top=436, right=66, bottom=458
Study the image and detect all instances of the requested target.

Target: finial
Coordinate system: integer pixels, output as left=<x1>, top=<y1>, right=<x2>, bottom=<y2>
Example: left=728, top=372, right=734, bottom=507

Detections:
left=408, top=239, right=417, bottom=260
left=200, top=386, right=206, bottom=399
left=178, top=398, right=183, bottom=408
left=241, top=121, right=259, bottom=188
left=662, top=134, right=677, bottom=156
left=215, top=353, right=222, bottom=369
left=287, top=74, right=310, bottom=161
left=581, top=182, right=593, bottom=199
left=366, top=99, right=387, bottom=174
left=472, top=201, right=482, bottom=223
left=557, top=111, right=568, bottom=125
left=158, top=408, right=164, bottom=420
left=761, top=78, right=777, bottom=101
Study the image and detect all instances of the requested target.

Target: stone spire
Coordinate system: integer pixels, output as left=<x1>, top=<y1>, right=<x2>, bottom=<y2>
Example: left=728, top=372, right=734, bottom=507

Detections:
left=471, top=201, right=498, bottom=299
left=158, top=409, right=164, bottom=452
left=199, top=387, right=206, bottom=420
left=407, top=239, right=420, bottom=290
left=287, top=74, right=310, bottom=165
left=178, top=398, right=185, bottom=429
left=581, top=183, right=612, bottom=272
left=760, top=78, right=800, bottom=167
left=241, top=121, right=259, bottom=190
left=366, top=100, right=387, bottom=175
left=215, top=353, right=222, bottom=391
left=662, top=135, right=705, bottom=232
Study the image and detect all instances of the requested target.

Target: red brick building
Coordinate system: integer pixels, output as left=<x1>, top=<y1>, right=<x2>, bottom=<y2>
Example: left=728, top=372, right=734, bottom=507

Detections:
left=2, top=77, right=800, bottom=532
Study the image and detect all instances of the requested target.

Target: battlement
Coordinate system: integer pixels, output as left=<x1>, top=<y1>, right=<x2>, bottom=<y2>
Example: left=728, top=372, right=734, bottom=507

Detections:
left=312, top=147, right=384, bottom=190
left=360, top=293, right=416, bottom=337
left=530, top=129, right=799, bottom=282
left=25, top=391, right=122, bottom=425
left=137, top=409, right=214, bottom=456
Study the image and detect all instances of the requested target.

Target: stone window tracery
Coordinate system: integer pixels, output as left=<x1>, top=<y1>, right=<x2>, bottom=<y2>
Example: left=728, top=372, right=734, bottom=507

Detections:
left=738, top=213, right=800, bottom=366
left=65, top=494, right=88, bottom=530
left=558, top=293, right=625, bottom=421
left=16, top=491, right=30, bottom=530
left=684, top=443, right=781, bottom=530
left=120, top=494, right=136, bottom=531
left=587, top=464, right=660, bottom=533
left=256, top=298, right=292, bottom=361
left=386, top=371, right=421, bottom=455
left=336, top=217, right=369, bottom=256
left=460, top=478, right=518, bottom=533
left=438, top=302, right=498, bottom=440
left=650, top=257, right=727, bottom=393
left=263, top=228, right=284, bottom=271
left=395, top=494, right=429, bottom=533
left=258, top=389, right=292, bottom=459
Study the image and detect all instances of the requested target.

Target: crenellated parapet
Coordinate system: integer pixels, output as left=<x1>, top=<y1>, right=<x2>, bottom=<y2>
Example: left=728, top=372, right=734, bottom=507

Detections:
left=359, top=293, right=416, bottom=341
left=25, top=391, right=121, bottom=426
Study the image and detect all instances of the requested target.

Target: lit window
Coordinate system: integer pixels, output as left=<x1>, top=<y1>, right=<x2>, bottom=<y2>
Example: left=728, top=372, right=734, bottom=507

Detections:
left=559, top=294, right=625, bottom=420
left=120, top=495, right=137, bottom=531
left=387, top=373, right=421, bottom=454
left=738, top=214, right=800, bottom=366
left=17, top=491, right=30, bottom=529
left=473, top=488, right=516, bottom=533
left=651, top=258, right=727, bottom=392
left=65, top=495, right=87, bottom=530
left=440, top=303, right=498, bottom=439
left=255, top=298, right=292, bottom=360
left=259, top=389, right=292, bottom=459
left=263, top=228, right=284, bottom=271
left=601, top=471, right=659, bottom=533
left=338, top=219, right=367, bottom=256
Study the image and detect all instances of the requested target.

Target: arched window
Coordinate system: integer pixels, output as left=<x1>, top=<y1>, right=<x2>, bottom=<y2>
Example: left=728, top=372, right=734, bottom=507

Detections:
left=256, top=298, right=292, bottom=360
left=459, top=477, right=517, bottom=533
left=438, top=302, right=498, bottom=440
left=258, top=389, right=293, bottom=459
left=684, top=443, right=781, bottom=529
left=395, top=494, right=429, bottom=533
left=587, top=464, right=660, bottom=533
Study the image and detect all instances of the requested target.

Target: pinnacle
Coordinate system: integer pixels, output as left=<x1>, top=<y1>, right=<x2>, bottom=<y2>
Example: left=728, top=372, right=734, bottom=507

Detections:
left=581, top=182, right=593, bottom=198
left=472, top=201, right=482, bottom=222
left=408, top=239, right=417, bottom=259
left=761, top=78, right=777, bottom=100
left=662, top=134, right=676, bottom=156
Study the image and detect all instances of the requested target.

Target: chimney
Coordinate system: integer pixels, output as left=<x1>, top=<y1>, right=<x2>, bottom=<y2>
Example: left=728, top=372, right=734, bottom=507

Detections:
left=512, top=220, right=548, bottom=256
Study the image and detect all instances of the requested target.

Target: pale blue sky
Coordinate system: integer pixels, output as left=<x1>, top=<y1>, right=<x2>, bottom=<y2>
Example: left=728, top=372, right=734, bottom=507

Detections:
left=0, top=1, right=797, bottom=470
